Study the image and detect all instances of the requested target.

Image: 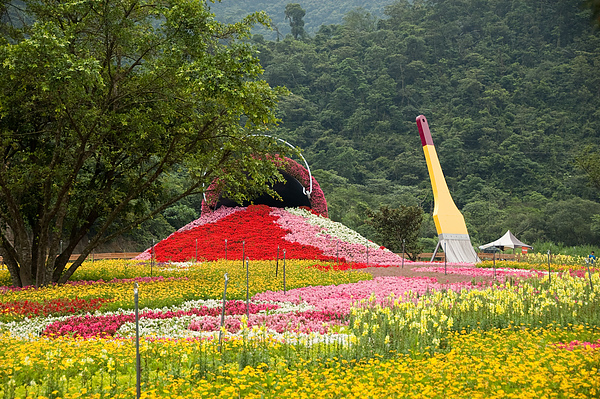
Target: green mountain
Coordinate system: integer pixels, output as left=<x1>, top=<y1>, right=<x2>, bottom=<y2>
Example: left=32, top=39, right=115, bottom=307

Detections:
left=130, top=0, right=600, bottom=251
left=209, top=0, right=392, bottom=40
left=246, top=0, right=600, bottom=248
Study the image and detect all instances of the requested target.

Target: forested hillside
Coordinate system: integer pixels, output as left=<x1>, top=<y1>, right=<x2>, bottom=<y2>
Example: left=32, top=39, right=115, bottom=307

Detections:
left=209, top=0, right=391, bottom=40
left=246, top=0, right=600, bottom=248
left=121, top=0, right=600, bottom=252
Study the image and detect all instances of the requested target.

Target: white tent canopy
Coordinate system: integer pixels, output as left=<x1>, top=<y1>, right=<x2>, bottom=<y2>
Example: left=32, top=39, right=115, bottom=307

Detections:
left=478, top=230, right=532, bottom=251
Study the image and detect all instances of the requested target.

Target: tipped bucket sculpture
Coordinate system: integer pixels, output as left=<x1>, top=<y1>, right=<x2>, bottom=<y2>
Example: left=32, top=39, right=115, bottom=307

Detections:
left=201, top=156, right=328, bottom=217
left=416, top=115, right=480, bottom=264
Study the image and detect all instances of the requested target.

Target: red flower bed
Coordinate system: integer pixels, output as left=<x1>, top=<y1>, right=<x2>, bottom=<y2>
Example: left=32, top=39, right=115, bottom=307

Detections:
left=153, top=204, right=337, bottom=262
left=1, top=297, right=112, bottom=319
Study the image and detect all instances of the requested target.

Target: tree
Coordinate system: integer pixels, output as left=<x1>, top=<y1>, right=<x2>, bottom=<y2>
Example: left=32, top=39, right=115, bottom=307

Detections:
left=576, top=145, right=600, bottom=190
left=342, top=8, right=377, bottom=33
left=366, top=205, right=424, bottom=260
left=541, top=198, right=600, bottom=246
left=0, top=0, right=288, bottom=287
left=583, top=0, right=600, bottom=26
left=285, top=3, right=306, bottom=39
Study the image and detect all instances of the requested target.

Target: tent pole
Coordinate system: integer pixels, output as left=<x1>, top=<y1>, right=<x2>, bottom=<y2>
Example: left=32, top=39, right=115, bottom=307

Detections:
left=431, top=241, right=441, bottom=263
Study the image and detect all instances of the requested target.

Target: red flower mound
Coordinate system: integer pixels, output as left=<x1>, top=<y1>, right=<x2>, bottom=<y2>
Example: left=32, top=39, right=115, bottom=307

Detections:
left=153, top=204, right=337, bottom=263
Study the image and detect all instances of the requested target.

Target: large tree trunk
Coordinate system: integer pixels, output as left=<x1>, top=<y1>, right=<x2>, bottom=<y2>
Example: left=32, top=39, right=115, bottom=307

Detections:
left=1, top=237, right=85, bottom=287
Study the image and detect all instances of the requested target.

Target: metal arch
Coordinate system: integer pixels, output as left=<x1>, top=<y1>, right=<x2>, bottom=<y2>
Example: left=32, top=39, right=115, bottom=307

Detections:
left=251, top=134, right=313, bottom=199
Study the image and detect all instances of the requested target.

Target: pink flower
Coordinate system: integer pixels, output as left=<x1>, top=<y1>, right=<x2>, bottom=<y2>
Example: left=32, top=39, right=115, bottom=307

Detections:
left=253, top=276, right=474, bottom=314
left=414, top=266, right=544, bottom=280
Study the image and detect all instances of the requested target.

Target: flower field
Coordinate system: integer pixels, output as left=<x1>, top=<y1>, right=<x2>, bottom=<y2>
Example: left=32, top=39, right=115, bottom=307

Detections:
left=1, top=257, right=599, bottom=398
left=1, top=205, right=599, bottom=398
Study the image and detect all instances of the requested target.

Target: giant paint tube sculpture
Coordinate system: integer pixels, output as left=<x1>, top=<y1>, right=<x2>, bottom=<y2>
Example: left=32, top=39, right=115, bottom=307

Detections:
left=417, top=115, right=480, bottom=264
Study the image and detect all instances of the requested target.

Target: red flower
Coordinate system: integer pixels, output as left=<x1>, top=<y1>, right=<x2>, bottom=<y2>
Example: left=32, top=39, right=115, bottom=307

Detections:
left=1, top=297, right=111, bottom=319
left=153, top=204, right=337, bottom=262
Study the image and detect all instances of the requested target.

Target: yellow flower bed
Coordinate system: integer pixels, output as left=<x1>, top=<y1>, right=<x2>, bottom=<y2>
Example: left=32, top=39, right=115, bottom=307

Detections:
left=349, top=271, right=600, bottom=354
left=522, top=252, right=585, bottom=267
left=478, top=253, right=598, bottom=272
left=1, top=328, right=598, bottom=398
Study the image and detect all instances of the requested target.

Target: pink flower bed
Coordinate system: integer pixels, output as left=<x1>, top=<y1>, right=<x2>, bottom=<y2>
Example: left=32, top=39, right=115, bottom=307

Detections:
left=253, top=276, right=475, bottom=314
left=554, top=339, right=600, bottom=350
left=406, top=261, right=475, bottom=267
left=188, top=310, right=347, bottom=335
left=414, top=266, right=544, bottom=280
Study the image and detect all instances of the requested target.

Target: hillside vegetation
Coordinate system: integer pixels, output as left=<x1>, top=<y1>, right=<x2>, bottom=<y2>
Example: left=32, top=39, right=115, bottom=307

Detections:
left=244, top=0, right=600, bottom=248
left=121, top=0, right=600, bottom=252
left=209, top=0, right=391, bottom=40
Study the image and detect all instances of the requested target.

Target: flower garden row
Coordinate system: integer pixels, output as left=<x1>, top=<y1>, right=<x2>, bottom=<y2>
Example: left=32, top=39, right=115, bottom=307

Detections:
left=1, top=205, right=599, bottom=398
left=1, top=257, right=599, bottom=398
left=2, top=327, right=598, bottom=399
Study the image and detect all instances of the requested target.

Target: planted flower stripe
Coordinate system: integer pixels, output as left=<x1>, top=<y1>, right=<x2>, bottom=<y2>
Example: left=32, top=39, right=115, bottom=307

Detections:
left=0, top=277, right=199, bottom=313
left=1, top=328, right=598, bottom=399
left=43, top=301, right=279, bottom=338
left=555, top=339, right=600, bottom=350
left=253, top=275, right=477, bottom=314
left=478, top=259, right=600, bottom=273
left=188, top=309, right=348, bottom=335
left=415, top=266, right=545, bottom=280
left=0, top=297, right=112, bottom=320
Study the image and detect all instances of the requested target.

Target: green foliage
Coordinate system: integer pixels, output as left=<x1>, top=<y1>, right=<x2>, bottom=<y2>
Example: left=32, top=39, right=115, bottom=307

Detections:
left=576, top=145, right=600, bottom=190
left=163, top=204, right=198, bottom=230
left=210, top=0, right=390, bottom=40
left=107, top=0, right=600, bottom=251
left=366, top=205, right=424, bottom=260
left=0, top=0, right=288, bottom=287
left=541, top=198, right=600, bottom=246
left=526, top=241, right=599, bottom=259
left=239, top=0, right=600, bottom=248
left=584, top=0, right=600, bottom=26
left=285, top=3, right=306, bottom=40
